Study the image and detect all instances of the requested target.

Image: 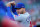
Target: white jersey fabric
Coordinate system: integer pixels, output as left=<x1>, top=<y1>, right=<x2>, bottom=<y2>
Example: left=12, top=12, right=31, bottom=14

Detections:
left=14, top=12, right=31, bottom=27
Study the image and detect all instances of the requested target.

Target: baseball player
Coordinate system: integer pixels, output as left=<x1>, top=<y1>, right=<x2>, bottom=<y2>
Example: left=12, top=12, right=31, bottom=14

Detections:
left=7, top=1, right=31, bottom=27
left=13, top=3, right=31, bottom=27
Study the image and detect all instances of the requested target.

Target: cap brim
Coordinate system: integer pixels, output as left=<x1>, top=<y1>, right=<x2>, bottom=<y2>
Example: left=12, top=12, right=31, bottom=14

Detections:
left=14, top=8, right=21, bottom=9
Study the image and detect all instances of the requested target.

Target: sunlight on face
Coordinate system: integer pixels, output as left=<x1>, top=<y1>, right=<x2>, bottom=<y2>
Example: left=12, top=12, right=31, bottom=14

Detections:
left=16, top=8, right=24, bottom=14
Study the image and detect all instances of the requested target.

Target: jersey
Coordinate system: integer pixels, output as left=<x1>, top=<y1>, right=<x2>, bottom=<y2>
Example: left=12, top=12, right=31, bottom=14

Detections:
left=14, top=12, right=31, bottom=27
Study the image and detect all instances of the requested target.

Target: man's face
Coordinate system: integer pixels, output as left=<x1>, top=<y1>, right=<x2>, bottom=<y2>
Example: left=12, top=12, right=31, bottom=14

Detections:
left=16, top=8, right=24, bottom=14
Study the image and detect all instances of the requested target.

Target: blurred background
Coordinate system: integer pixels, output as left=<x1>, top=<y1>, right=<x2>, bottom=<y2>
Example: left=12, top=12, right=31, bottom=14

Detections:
left=3, top=0, right=40, bottom=20
left=0, top=0, right=40, bottom=27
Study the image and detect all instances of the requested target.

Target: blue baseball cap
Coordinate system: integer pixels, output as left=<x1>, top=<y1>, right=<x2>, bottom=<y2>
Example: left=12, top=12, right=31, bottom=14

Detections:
left=15, top=3, right=25, bottom=9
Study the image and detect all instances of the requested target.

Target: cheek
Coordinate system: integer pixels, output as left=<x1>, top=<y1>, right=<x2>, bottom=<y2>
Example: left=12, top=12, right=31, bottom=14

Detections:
left=18, top=10, right=22, bottom=12
left=16, top=9, right=23, bottom=13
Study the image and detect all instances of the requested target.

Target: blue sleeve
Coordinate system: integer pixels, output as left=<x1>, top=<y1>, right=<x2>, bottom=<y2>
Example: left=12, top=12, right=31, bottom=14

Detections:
left=7, top=7, right=13, bottom=18
left=11, top=5, right=18, bottom=15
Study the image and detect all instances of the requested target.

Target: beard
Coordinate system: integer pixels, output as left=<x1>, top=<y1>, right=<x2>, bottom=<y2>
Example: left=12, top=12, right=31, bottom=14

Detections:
left=17, top=11, right=23, bottom=14
left=20, top=12, right=23, bottom=14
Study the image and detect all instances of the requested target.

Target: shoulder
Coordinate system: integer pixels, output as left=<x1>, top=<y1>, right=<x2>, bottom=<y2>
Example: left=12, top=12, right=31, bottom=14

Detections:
left=24, top=12, right=30, bottom=17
